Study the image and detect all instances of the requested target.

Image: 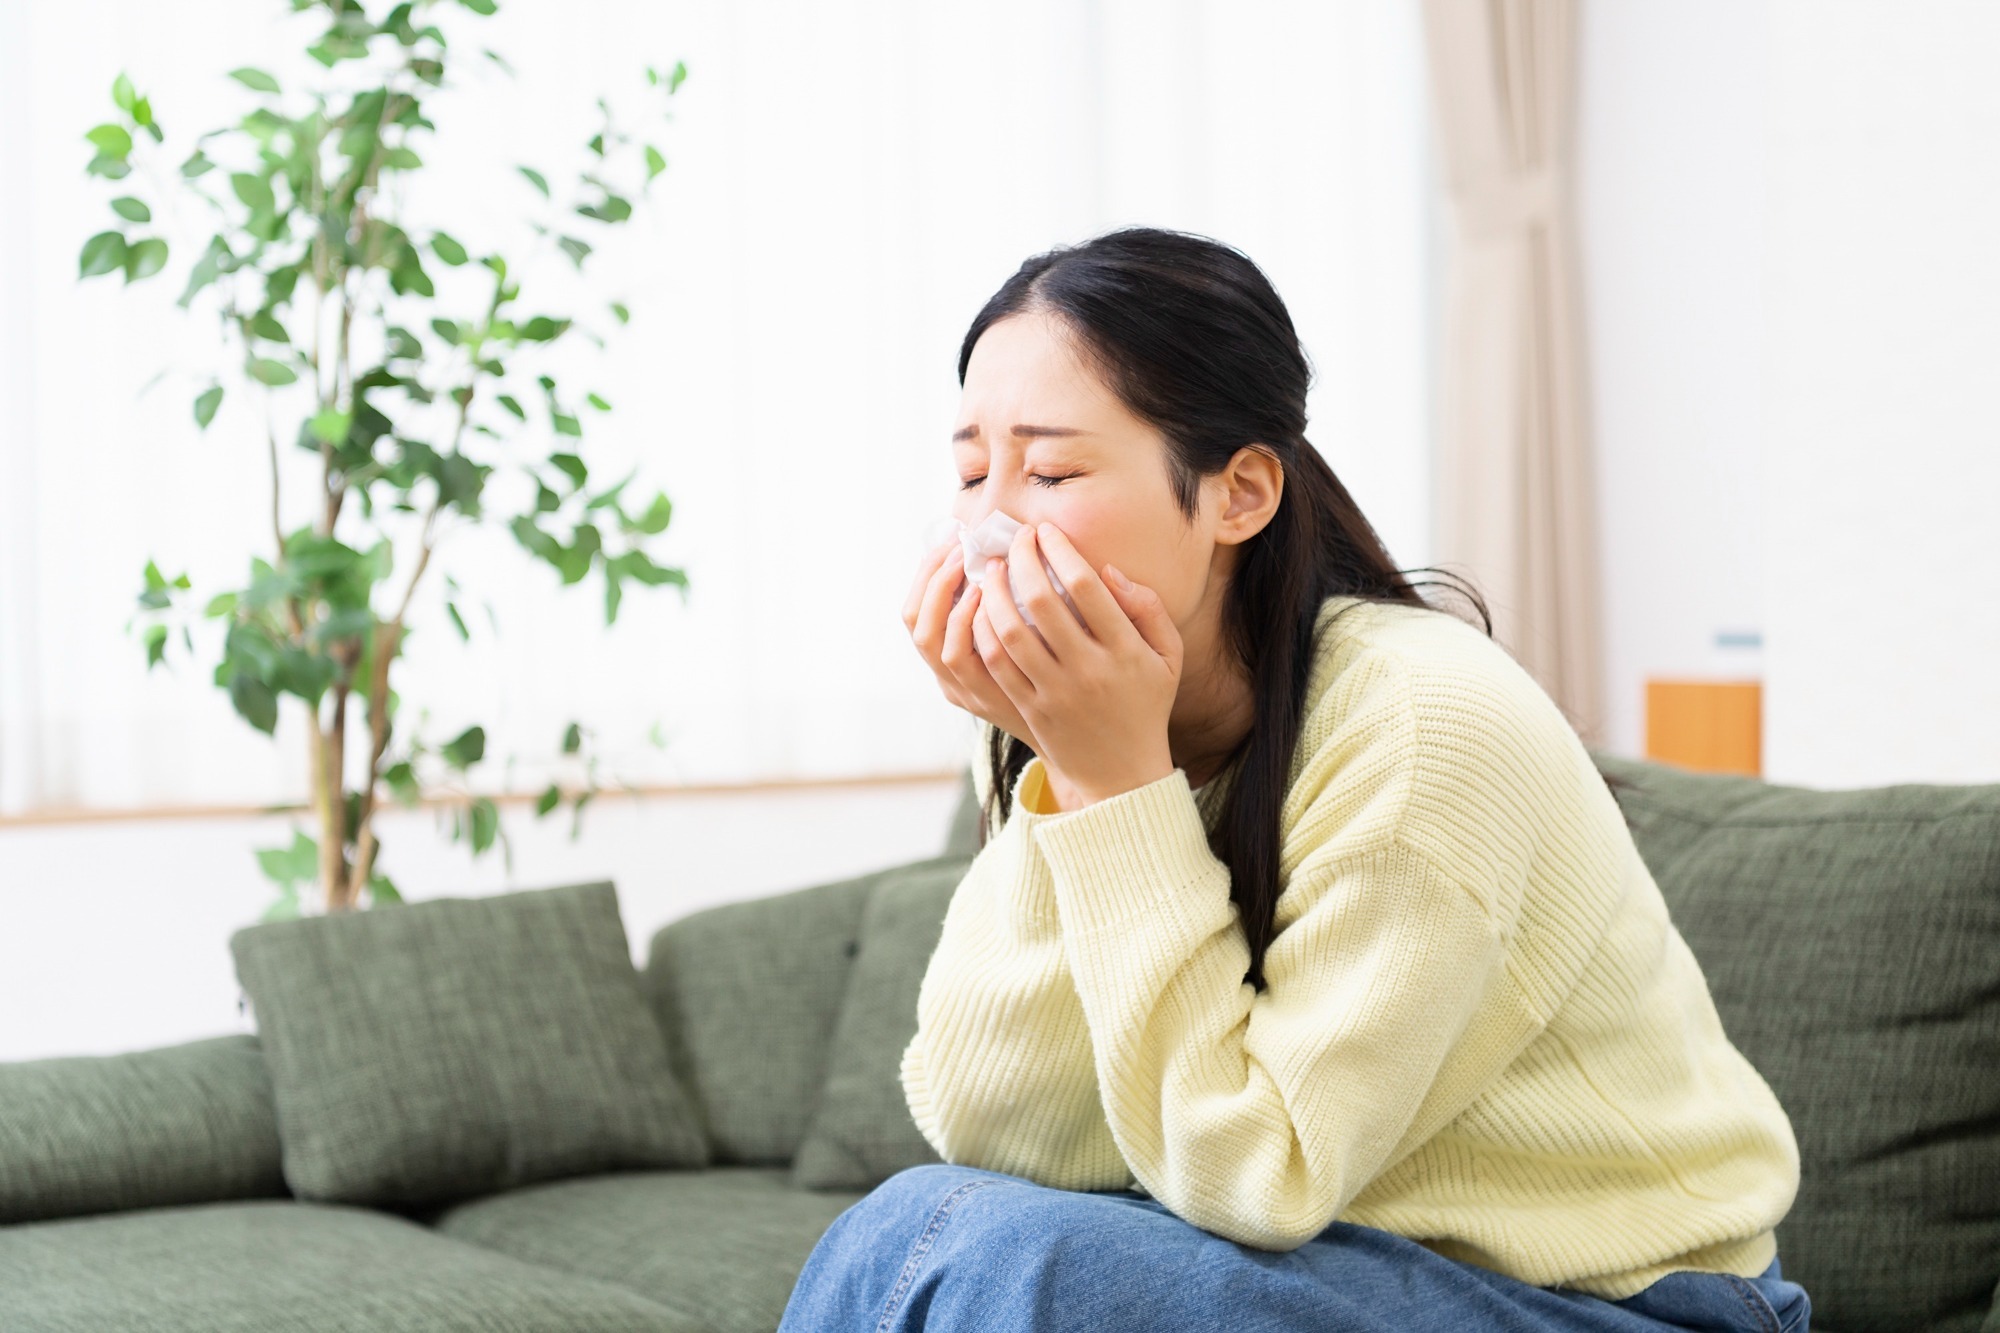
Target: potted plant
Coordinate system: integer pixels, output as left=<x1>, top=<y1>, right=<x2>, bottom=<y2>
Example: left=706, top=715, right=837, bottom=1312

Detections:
left=79, top=0, right=691, bottom=917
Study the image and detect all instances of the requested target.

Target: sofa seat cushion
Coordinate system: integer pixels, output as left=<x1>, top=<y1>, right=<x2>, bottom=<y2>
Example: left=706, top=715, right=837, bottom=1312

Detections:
left=0, top=1198, right=683, bottom=1332
left=430, top=1166, right=868, bottom=1333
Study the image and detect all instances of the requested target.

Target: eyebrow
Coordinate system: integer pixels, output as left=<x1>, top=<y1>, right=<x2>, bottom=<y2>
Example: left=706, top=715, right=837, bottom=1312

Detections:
left=952, top=424, right=1090, bottom=442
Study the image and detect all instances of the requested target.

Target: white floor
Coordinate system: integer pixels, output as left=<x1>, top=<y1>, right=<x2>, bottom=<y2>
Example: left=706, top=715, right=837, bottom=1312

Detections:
left=0, top=779, right=965, bottom=1063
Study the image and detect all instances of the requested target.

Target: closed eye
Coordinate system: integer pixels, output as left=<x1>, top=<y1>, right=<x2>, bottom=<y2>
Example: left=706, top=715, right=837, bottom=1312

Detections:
left=958, top=473, right=1079, bottom=490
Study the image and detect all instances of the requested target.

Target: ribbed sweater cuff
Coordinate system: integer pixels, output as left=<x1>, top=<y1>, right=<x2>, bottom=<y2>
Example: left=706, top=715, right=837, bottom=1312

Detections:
left=1025, top=760, right=1228, bottom=942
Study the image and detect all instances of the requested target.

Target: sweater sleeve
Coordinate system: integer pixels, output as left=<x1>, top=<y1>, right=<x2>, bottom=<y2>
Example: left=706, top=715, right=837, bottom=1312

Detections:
left=899, top=726, right=1142, bottom=1192
left=1025, top=669, right=1550, bottom=1251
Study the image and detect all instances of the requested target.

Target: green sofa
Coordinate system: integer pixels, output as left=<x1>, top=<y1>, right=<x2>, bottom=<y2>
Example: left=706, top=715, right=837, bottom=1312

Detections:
left=2, top=752, right=1996, bottom=1332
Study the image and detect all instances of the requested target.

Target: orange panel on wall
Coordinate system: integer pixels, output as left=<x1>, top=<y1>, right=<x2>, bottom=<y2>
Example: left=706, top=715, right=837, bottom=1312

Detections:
left=1644, top=680, right=1762, bottom=776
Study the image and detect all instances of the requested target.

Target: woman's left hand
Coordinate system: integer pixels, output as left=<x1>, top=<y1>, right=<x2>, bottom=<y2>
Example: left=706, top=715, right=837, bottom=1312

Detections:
left=972, top=520, right=1183, bottom=809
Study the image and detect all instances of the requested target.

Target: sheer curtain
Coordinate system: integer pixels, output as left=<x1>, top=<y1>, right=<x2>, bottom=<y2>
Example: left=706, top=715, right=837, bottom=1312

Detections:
left=1419, top=0, right=1605, bottom=740
left=0, top=0, right=1434, bottom=817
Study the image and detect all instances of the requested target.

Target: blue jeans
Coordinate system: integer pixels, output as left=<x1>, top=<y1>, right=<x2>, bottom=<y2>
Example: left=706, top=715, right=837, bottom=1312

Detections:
left=777, top=1164, right=1812, bottom=1333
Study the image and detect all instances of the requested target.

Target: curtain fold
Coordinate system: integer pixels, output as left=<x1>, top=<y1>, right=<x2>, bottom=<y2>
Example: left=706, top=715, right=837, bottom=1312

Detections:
left=1420, top=0, right=1606, bottom=742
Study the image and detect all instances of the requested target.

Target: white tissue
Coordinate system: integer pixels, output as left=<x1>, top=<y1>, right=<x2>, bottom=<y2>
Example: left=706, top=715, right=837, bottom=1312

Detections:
left=923, top=509, right=1081, bottom=630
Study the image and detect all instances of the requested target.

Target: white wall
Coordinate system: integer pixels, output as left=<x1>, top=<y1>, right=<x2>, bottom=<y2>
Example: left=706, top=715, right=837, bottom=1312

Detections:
left=1577, top=0, right=2000, bottom=785
left=1762, top=0, right=2000, bottom=786
left=1576, top=0, right=1772, bottom=761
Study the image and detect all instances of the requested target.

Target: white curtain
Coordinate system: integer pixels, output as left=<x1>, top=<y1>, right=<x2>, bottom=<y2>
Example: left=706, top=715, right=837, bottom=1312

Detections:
left=0, top=0, right=1435, bottom=816
left=1419, top=0, right=1605, bottom=742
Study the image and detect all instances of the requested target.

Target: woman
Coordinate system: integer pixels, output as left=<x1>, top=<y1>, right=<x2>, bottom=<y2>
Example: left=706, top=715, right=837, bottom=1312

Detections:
left=777, top=227, right=1809, bottom=1332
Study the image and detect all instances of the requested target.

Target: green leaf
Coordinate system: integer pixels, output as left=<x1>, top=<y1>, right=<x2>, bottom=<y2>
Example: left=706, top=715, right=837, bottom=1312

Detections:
left=577, top=193, right=631, bottom=223
left=551, top=411, right=581, bottom=437
left=496, top=394, right=526, bottom=420
left=430, top=231, right=468, bottom=265
left=561, top=721, right=582, bottom=754
left=644, top=145, right=666, bottom=180
left=441, top=724, right=486, bottom=769
left=430, top=317, right=462, bottom=345
left=246, top=310, right=289, bottom=343
left=204, top=590, right=238, bottom=618
left=367, top=872, right=403, bottom=907
left=110, top=195, right=150, bottom=223
left=586, top=392, right=611, bottom=411
left=230, top=172, right=275, bottom=212
left=193, top=385, right=224, bottom=429
left=509, top=515, right=561, bottom=562
left=79, top=231, right=127, bottom=278
left=550, top=453, right=586, bottom=488
left=609, top=549, right=686, bottom=589
left=520, top=315, right=569, bottom=342
left=228, top=67, right=281, bottom=93
left=229, top=671, right=279, bottom=734
left=627, top=491, right=673, bottom=535
left=385, top=326, right=423, bottom=361
left=535, top=784, right=561, bottom=816
left=256, top=829, right=319, bottom=889
left=459, top=0, right=498, bottom=13
left=248, top=357, right=298, bottom=386
left=122, top=237, right=168, bottom=282
left=111, top=72, right=137, bottom=113
left=142, top=622, right=169, bottom=668
left=556, top=235, right=591, bottom=268
left=668, top=60, right=688, bottom=93
left=307, top=409, right=351, bottom=444
left=181, top=150, right=214, bottom=179
left=468, top=796, right=499, bottom=853
left=445, top=600, right=469, bottom=640
left=518, top=165, right=549, bottom=198
left=381, top=146, right=423, bottom=171
left=85, top=123, right=133, bottom=158
left=384, top=760, right=420, bottom=807
left=609, top=301, right=630, bottom=324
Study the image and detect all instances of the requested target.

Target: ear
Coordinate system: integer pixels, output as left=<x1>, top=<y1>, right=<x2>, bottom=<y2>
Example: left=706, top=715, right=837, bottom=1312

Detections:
left=1214, top=444, right=1284, bottom=546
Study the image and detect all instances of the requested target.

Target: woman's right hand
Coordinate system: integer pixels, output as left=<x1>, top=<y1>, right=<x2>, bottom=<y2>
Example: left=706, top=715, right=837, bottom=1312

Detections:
left=903, top=537, right=1042, bottom=754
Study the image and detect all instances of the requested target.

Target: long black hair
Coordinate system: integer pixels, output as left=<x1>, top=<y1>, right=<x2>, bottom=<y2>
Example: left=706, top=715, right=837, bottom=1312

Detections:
left=961, top=225, right=1626, bottom=993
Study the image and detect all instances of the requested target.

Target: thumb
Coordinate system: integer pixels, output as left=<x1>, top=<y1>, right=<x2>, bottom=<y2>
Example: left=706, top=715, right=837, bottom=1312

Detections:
left=1103, top=564, right=1180, bottom=667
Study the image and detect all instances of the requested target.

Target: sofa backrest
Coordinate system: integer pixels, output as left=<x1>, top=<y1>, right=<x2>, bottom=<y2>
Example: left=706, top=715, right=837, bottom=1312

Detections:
left=1588, top=750, right=2000, bottom=1333
left=640, top=869, right=880, bottom=1166
left=0, top=1034, right=287, bottom=1224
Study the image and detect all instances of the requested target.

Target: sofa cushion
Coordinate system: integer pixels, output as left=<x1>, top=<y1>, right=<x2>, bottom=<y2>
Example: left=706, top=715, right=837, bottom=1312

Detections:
left=0, top=1197, right=683, bottom=1332
left=0, top=1033, right=285, bottom=1224
left=1590, top=751, right=2000, bottom=1333
left=230, top=881, right=706, bottom=1209
left=642, top=870, right=878, bottom=1164
left=429, top=1166, right=867, bottom=1333
left=790, top=854, right=970, bottom=1189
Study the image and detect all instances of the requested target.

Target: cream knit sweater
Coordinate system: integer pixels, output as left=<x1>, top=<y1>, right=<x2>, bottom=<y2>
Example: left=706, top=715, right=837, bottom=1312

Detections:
left=899, top=594, right=1800, bottom=1300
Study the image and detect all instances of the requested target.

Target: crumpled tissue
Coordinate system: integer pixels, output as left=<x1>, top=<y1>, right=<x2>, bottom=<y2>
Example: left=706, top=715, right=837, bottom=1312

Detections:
left=922, top=509, right=1081, bottom=630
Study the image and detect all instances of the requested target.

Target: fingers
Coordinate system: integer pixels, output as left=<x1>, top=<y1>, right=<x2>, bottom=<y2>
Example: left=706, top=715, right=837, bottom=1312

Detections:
left=972, top=595, right=1039, bottom=703
left=1019, top=521, right=1142, bottom=655
left=976, top=551, right=1057, bottom=689
left=902, top=538, right=962, bottom=635
left=1000, top=521, right=1090, bottom=662
left=906, top=541, right=969, bottom=667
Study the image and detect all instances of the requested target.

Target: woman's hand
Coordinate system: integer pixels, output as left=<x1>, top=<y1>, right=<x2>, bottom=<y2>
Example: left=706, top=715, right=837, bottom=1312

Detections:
left=903, top=535, right=1045, bottom=759
left=970, top=521, right=1181, bottom=809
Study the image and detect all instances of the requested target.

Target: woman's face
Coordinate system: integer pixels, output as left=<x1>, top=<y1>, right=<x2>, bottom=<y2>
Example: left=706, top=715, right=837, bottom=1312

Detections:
left=951, top=309, right=1225, bottom=632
